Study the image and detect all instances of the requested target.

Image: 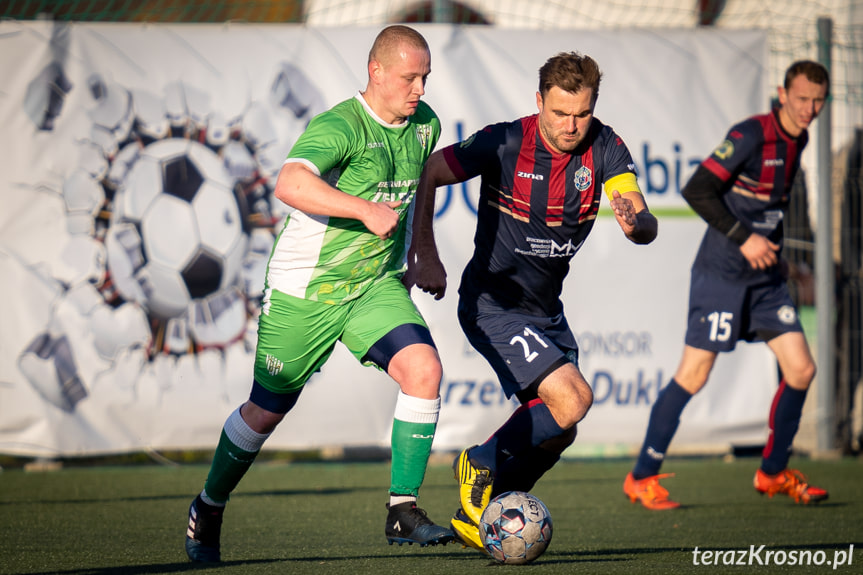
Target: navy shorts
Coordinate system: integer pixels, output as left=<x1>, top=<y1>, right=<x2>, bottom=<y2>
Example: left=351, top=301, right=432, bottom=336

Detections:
left=458, top=299, right=579, bottom=399
left=684, top=268, right=802, bottom=353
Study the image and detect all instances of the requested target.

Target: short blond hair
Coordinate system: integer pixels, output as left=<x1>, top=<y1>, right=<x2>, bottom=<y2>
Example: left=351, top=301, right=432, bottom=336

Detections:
left=368, top=25, right=429, bottom=66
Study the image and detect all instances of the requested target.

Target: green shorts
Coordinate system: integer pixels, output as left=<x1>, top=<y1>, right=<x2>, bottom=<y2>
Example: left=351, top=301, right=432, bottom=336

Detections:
left=253, top=275, right=428, bottom=394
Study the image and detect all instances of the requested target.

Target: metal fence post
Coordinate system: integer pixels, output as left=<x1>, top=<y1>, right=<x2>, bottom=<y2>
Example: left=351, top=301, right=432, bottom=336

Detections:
left=816, top=16, right=835, bottom=454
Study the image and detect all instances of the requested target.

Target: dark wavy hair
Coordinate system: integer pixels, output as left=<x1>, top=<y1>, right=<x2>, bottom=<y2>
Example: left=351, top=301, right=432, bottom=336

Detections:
left=538, top=52, right=603, bottom=104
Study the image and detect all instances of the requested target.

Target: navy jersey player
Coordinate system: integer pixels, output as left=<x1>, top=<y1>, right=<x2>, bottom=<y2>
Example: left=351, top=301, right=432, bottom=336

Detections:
left=407, top=52, right=658, bottom=550
left=624, top=60, right=830, bottom=510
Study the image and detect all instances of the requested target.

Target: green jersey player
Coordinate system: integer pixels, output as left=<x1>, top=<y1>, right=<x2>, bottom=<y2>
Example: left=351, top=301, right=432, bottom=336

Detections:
left=185, top=25, right=453, bottom=563
left=266, top=94, right=439, bottom=306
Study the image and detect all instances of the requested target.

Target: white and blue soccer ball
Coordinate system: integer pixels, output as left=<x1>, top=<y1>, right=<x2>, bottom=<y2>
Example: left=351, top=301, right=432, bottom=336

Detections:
left=479, top=491, right=553, bottom=564
left=105, top=138, right=249, bottom=320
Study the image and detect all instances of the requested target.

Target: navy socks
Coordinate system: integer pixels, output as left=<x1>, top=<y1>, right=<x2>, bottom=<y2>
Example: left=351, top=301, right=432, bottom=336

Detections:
left=761, top=380, right=807, bottom=475
left=632, top=379, right=692, bottom=480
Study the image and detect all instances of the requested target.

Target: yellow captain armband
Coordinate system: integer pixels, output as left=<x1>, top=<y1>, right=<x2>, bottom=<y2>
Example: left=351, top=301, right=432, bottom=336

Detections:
left=603, top=172, right=641, bottom=201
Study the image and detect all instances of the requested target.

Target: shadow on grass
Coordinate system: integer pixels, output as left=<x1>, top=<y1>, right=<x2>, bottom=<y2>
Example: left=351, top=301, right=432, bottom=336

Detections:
left=22, top=558, right=281, bottom=575
left=19, top=551, right=473, bottom=575
left=0, top=486, right=367, bottom=506
left=19, top=541, right=863, bottom=574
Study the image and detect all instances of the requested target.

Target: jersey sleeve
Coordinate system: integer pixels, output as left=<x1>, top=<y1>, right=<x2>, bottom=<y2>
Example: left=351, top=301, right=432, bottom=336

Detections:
left=603, top=173, right=641, bottom=200
left=286, top=109, right=356, bottom=175
left=442, top=122, right=507, bottom=181
left=700, top=118, right=761, bottom=184
left=599, top=126, right=641, bottom=200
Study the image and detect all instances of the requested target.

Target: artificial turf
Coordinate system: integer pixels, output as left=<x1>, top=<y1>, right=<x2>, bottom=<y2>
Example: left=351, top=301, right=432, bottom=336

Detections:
left=0, top=456, right=860, bottom=574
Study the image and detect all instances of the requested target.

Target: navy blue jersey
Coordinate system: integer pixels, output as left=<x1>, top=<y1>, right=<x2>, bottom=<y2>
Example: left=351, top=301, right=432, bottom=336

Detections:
left=693, top=108, right=808, bottom=284
left=444, top=115, right=639, bottom=317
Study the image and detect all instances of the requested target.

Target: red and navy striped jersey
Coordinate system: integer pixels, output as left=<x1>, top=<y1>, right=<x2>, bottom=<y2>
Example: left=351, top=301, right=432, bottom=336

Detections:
left=443, top=114, right=639, bottom=317
left=695, top=108, right=808, bottom=284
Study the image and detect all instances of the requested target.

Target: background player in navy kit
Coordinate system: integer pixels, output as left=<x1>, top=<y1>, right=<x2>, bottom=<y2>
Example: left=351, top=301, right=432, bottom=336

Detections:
left=624, top=60, right=830, bottom=510
left=407, top=51, right=658, bottom=550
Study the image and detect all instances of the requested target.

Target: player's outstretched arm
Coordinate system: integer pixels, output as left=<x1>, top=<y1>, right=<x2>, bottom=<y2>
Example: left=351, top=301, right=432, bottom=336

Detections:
left=610, top=190, right=657, bottom=245
left=274, top=161, right=401, bottom=240
left=406, top=151, right=461, bottom=299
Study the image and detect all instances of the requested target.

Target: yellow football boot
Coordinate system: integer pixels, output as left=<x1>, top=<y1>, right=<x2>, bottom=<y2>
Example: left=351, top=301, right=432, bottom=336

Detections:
left=453, top=446, right=494, bottom=525
left=450, top=507, right=486, bottom=553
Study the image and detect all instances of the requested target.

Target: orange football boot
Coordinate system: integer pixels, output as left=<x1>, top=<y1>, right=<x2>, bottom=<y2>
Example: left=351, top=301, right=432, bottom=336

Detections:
left=623, top=472, right=681, bottom=510
left=754, top=468, right=828, bottom=504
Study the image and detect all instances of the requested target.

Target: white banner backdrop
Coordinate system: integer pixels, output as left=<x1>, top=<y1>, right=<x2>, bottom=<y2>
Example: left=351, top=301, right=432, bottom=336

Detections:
left=0, top=22, right=774, bottom=457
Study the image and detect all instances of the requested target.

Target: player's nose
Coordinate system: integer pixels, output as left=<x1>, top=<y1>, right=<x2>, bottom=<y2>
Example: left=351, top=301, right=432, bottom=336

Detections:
left=413, top=77, right=425, bottom=96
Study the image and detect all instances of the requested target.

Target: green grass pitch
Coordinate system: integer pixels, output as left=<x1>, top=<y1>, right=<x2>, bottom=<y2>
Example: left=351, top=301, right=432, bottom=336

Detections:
left=0, top=457, right=860, bottom=574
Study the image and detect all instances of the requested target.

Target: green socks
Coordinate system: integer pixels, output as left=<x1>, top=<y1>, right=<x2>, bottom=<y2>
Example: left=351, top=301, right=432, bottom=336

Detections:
left=203, top=407, right=270, bottom=504
left=389, top=392, right=440, bottom=497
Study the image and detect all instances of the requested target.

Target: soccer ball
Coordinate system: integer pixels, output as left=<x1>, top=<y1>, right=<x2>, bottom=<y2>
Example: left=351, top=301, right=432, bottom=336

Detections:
left=479, top=491, right=553, bottom=564
left=105, top=138, right=249, bottom=319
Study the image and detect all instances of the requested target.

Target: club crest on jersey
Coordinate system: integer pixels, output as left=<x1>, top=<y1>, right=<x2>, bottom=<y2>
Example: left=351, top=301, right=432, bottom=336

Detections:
left=266, top=354, right=284, bottom=376
left=574, top=166, right=592, bottom=191
left=460, top=133, right=477, bottom=148
left=777, top=305, right=797, bottom=324
left=415, top=124, right=432, bottom=149
left=714, top=139, right=734, bottom=160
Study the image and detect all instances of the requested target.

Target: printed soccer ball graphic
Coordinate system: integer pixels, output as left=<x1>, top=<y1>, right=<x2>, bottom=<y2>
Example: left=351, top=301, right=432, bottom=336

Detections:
left=479, top=491, right=553, bottom=564
left=16, top=63, right=325, bottom=416
left=105, top=138, right=249, bottom=319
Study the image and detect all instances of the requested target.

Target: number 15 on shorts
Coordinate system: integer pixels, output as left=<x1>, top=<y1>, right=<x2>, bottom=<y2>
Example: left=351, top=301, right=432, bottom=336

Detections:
left=707, top=311, right=734, bottom=342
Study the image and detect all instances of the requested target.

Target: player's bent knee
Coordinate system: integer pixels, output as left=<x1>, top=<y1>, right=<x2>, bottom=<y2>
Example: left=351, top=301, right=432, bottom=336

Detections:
left=390, top=347, right=442, bottom=399
left=543, top=379, right=593, bottom=428
left=556, top=394, right=592, bottom=429
left=571, top=402, right=591, bottom=427
left=802, top=361, right=816, bottom=385
left=574, top=380, right=594, bottom=419
left=787, top=361, right=816, bottom=390
left=407, top=365, right=443, bottom=396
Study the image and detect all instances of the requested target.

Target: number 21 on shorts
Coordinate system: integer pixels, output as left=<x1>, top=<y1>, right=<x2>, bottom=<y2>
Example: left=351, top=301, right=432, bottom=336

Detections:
left=510, top=327, right=549, bottom=363
left=707, top=311, right=733, bottom=342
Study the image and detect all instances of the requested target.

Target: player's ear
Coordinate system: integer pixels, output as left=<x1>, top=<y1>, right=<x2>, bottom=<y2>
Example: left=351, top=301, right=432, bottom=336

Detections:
left=777, top=86, right=788, bottom=107
left=535, top=91, right=543, bottom=113
left=368, top=59, right=382, bottom=84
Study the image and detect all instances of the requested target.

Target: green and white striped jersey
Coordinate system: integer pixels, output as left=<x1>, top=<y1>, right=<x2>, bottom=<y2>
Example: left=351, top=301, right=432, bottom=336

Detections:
left=265, top=93, right=440, bottom=305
